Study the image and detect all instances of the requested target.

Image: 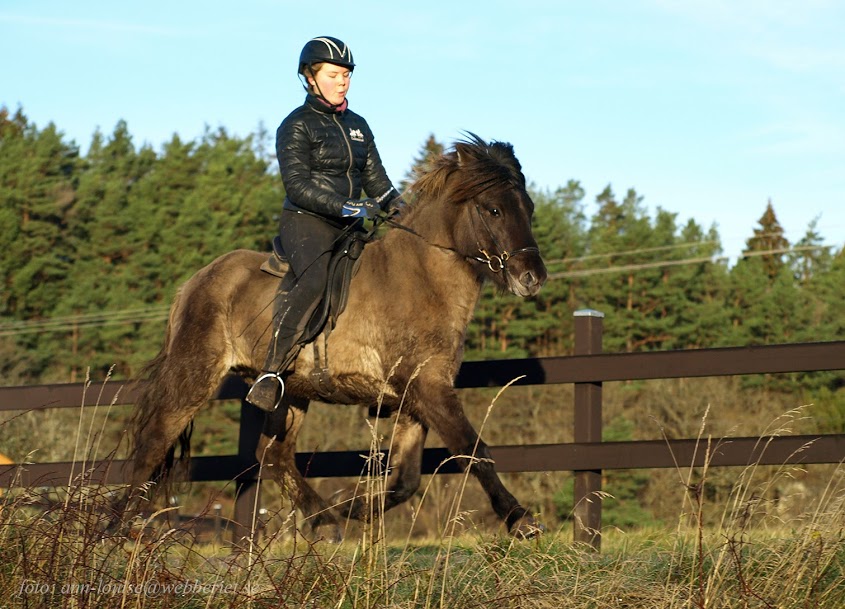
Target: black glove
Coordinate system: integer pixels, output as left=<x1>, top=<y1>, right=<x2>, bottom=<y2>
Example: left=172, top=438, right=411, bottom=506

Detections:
left=341, top=198, right=379, bottom=219
left=386, top=195, right=407, bottom=215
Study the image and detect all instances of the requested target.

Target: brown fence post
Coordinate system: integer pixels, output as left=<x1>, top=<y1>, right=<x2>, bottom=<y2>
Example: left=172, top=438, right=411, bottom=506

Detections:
left=232, top=399, right=264, bottom=546
left=573, top=309, right=604, bottom=550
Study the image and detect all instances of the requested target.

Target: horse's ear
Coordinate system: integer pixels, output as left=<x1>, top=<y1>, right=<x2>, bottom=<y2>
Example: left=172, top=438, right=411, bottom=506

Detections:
left=456, top=132, right=487, bottom=166
left=455, top=144, right=473, bottom=167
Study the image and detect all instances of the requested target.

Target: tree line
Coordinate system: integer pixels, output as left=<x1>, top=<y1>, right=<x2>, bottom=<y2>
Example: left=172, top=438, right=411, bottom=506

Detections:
left=1, top=106, right=844, bottom=390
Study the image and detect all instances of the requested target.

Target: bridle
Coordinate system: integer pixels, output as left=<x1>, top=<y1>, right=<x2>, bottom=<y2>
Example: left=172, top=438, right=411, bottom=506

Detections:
left=382, top=204, right=540, bottom=274
left=467, top=203, right=540, bottom=272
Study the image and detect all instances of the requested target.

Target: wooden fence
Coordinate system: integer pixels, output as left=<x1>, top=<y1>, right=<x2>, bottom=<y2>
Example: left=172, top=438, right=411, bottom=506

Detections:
left=1, top=310, right=844, bottom=550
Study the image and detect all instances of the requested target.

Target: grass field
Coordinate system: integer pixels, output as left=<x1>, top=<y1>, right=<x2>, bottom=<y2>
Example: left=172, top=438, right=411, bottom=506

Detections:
left=2, top=453, right=843, bottom=609
left=1, top=376, right=843, bottom=608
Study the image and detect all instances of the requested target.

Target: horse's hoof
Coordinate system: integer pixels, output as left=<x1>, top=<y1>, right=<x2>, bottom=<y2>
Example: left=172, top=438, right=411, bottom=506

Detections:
left=102, top=516, right=123, bottom=535
left=311, top=523, right=343, bottom=544
left=510, top=516, right=545, bottom=539
left=330, top=488, right=371, bottom=522
left=102, top=511, right=133, bottom=538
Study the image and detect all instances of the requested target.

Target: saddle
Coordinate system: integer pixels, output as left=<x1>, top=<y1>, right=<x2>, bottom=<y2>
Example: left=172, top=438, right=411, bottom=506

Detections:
left=259, top=231, right=366, bottom=400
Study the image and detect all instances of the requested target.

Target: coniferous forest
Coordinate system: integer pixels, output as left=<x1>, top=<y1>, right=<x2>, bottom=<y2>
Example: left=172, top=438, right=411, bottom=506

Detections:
left=3, top=106, right=844, bottom=383
left=2, top=105, right=845, bottom=528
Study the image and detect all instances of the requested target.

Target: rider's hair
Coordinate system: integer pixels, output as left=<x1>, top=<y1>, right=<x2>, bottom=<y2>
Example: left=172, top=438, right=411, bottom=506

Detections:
left=303, top=63, right=323, bottom=93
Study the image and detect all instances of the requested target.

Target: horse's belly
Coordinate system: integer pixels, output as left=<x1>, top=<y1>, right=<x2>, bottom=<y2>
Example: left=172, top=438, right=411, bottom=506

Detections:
left=288, top=338, right=397, bottom=404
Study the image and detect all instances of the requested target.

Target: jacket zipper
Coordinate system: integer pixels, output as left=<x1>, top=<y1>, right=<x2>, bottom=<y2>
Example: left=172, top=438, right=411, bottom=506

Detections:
left=333, top=114, right=354, bottom=197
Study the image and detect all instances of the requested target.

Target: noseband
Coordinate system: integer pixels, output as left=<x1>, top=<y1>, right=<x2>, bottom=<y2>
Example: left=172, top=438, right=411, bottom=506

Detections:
left=469, top=204, right=540, bottom=273
left=383, top=204, right=539, bottom=273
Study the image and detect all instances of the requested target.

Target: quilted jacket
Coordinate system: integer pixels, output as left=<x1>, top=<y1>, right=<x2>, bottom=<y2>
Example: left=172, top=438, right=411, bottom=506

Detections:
left=276, top=94, right=397, bottom=219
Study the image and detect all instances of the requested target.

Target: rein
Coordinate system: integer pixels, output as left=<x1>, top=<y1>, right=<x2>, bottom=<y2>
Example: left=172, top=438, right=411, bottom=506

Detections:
left=381, top=205, right=539, bottom=273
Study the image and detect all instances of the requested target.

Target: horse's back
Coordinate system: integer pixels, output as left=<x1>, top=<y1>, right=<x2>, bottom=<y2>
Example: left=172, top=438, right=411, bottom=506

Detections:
left=172, top=249, right=281, bottom=368
left=196, top=248, right=269, bottom=279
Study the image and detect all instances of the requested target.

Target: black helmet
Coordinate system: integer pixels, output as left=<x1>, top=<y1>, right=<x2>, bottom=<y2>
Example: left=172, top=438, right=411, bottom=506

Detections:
left=298, top=36, right=355, bottom=75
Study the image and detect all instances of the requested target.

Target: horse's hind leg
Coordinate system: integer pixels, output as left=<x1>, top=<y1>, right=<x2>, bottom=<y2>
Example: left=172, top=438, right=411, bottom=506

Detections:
left=112, top=302, right=235, bottom=524
left=257, top=396, right=343, bottom=542
left=113, top=370, right=224, bottom=523
left=109, top=387, right=215, bottom=529
left=333, top=413, right=428, bottom=522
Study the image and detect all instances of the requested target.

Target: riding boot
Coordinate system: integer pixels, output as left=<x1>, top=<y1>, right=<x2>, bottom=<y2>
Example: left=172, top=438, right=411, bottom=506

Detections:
left=247, top=274, right=303, bottom=412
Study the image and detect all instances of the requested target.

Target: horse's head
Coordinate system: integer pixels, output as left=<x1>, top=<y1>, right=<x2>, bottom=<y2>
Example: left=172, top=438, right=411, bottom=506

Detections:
left=412, top=135, right=547, bottom=297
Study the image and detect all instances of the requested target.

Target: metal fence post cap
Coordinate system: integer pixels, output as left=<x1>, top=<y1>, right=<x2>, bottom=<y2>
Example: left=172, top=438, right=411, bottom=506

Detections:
left=574, top=309, right=605, bottom=318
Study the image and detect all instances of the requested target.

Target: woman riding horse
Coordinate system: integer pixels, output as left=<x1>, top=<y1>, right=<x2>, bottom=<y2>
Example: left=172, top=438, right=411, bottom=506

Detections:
left=119, top=134, right=547, bottom=541
left=248, top=35, right=403, bottom=411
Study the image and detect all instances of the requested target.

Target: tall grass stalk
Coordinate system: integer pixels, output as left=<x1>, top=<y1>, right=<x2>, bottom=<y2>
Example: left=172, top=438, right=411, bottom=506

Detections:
left=1, top=378, right=843, bottom=608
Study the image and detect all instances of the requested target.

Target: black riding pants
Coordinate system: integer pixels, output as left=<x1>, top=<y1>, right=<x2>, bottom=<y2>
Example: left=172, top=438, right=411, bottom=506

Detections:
left=263, top=209, right=350, bottom=369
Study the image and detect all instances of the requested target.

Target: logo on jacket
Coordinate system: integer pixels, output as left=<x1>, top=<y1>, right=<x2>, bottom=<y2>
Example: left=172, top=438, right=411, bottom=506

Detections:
left=349, top=128, right=364, bottom=142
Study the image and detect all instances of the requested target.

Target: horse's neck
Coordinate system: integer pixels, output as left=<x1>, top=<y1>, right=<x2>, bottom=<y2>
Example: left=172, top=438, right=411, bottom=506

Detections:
left=383, top=214, right=482, bottom=325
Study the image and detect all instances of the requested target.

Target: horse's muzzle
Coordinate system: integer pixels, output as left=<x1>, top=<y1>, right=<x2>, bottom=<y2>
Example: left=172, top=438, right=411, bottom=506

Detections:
left=508, top=259, right=547, bottom=298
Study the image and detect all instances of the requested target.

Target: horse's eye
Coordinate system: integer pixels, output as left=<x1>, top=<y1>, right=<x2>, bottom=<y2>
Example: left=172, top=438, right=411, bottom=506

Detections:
left=489, top=207, right=501, bottom=217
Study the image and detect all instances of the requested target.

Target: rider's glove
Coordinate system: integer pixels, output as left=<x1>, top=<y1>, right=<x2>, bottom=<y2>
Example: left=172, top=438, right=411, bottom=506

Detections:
left=341, top=198, right=380, bottom=219
left=386, top=195, right=407, bottom=216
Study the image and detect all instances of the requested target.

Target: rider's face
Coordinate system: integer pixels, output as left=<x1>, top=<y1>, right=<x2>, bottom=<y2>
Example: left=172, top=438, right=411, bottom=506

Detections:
left=309, top=63, right=352, bottom=106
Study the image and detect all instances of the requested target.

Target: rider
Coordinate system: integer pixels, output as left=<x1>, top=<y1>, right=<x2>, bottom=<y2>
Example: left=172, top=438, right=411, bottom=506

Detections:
left=247, top=35, right=403, bottom=411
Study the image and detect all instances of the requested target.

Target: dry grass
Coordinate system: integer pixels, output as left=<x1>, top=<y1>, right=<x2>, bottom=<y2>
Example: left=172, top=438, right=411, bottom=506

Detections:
left=1, top=376, right=844, bottom=608
left=2, top=479, right=843, bottom=608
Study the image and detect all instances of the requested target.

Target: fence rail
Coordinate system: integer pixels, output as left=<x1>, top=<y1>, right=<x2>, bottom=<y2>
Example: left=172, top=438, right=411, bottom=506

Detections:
left=2, top=310, right=844, bottom=550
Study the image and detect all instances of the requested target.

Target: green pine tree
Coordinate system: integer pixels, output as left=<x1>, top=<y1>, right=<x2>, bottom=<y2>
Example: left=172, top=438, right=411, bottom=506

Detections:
left=0, top=107, right=80, bottom=380
left=744, top=199, right=790, bottom=280
left=401, top=134, right=444, bottom=194
left=728, top=201, right=803, bottom=348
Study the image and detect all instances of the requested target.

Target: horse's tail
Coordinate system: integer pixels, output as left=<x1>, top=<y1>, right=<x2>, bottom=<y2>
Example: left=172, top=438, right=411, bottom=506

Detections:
left=159, top=420, right=193, bottom=486
left=127, top=288, right=194, bottom=494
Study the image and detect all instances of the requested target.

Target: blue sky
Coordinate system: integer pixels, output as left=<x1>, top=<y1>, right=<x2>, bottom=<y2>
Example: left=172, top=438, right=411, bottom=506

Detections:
left=2, top=0, right=843, bottom=261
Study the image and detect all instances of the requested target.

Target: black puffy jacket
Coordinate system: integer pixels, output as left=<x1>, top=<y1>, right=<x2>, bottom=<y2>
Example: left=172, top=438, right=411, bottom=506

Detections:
left=276, top=94, right=397, bottom=219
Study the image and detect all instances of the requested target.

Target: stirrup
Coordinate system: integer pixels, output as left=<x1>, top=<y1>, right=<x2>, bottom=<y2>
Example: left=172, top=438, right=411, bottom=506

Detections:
left=246, top=372, right=285, bottom=412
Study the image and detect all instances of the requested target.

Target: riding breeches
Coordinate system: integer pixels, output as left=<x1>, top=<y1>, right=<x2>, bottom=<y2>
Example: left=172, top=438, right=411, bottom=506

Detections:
left=263, top=209, right=349, bottom=369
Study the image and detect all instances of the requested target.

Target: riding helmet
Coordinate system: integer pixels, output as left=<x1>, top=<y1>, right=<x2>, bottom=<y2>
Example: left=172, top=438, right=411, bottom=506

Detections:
left=298, top=36, right=355, bottom=75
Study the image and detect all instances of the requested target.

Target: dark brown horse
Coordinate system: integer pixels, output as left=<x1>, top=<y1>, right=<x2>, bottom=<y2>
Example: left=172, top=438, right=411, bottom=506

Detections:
left=119, top=135, right=547, bottom=540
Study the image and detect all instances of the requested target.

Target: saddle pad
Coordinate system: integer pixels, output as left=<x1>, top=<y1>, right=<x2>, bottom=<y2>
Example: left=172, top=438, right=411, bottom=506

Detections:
left=260, top=255, right=288, bottom=278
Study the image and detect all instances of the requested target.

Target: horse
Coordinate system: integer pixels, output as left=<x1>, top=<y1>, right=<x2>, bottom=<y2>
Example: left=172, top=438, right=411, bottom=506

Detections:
left=116, top=135, right=548, bottom=541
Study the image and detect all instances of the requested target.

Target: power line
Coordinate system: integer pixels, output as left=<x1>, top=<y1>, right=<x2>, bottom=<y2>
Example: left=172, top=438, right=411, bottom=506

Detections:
left=0, top=245, right=834, bottom=337
left=0, top=315, right=171, bottom=337
left=739, top=244, right=830, bottom=258
left=546, top=244, right=830, bottom=281
left=0, top=307, right=169, bottom=337
left=548, top=255, right=729, bottom=280
left=544, top=240, right=720, bottom=266
left=0, top=306, right=169, bottom=329
left=544, top=229, right=837, bottom=268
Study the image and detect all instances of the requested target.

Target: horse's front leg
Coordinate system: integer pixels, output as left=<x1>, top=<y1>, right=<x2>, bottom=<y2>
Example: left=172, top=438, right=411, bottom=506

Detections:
left=333, top=412, right=428, bottom=522
left=258, top=396, right=343, bottom=542
left=415, top=379, right=544, bottom=539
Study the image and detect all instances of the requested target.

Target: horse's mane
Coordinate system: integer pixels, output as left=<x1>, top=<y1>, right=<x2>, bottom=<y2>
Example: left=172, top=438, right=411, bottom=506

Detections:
left=408, top=133, right=527, bottom=205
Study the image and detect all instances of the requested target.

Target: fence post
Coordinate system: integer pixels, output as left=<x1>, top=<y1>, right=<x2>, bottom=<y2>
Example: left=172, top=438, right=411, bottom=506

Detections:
left=232, top=399, right=264, bottom=546
left=168, top=495, right=180, bottom=528
left=573, top=309, right=604, bottom=551
left=213, top=503, right=223, bottom=544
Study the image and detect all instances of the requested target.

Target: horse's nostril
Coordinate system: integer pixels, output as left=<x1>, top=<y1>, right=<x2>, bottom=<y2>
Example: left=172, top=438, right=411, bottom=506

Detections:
left=521, top=271, right=537, bottom=287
